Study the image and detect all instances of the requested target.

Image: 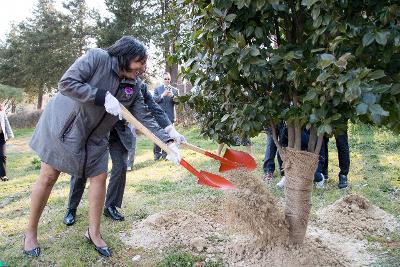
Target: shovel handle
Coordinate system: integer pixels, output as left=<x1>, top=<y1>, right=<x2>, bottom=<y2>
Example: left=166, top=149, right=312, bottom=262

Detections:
left=180, top=142, right=239, bottom=167
left=119, top=104, right=174, bottom=156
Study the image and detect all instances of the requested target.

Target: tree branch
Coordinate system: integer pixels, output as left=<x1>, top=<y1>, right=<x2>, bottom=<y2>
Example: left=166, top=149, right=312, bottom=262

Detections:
left=314, top=134, right=324, bottom=155
left=307, top=126, right=317, bottom=152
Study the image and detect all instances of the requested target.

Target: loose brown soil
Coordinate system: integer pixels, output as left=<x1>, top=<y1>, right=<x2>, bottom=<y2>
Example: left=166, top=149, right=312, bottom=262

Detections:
left=121, top=170, right=399, bottom=266
left=315, top=194, right=399, bottom=239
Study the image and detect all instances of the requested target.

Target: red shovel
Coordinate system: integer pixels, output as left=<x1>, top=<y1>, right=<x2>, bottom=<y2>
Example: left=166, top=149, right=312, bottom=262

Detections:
left=120, top=104, right=236, bottom=190
left=180, top=143, right=256, bottom=172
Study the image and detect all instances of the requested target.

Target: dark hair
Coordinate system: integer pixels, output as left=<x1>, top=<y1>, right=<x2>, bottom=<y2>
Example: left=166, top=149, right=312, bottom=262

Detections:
left=106, top=36, right=148, bottom=71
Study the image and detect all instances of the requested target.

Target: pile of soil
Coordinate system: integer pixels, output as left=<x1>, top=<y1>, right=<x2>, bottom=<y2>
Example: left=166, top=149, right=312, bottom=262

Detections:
left=224, top=169, right=289, bottom=245
left=316, top=194, right=399, bottom=239
left=120, top=209, right=224, bottom=251
left=224, top=234, right=349, bottom=266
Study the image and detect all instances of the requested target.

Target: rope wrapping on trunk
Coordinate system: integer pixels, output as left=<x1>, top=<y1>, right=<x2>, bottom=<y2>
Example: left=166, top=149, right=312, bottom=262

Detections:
left=280, top=147, right=318, bottom=245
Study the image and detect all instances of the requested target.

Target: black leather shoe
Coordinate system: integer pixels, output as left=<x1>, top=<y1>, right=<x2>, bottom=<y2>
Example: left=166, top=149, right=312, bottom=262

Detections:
left=63, top=209, right=77, bottom=226
left=104, top=206, right=124, bottom=221
left=338, top=174, right=348, bottom=189
left=85, top=229, right=111, bottom=257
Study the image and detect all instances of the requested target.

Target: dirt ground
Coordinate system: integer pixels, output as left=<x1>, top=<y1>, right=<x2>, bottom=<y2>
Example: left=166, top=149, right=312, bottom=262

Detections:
left=121, top=170, right=400, bottom=266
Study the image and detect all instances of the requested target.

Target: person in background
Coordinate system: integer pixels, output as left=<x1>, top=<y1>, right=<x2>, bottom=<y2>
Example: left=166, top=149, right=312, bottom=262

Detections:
left=0, top=104, right=14, bottom=181
left=153, top=72, right=179, bottom=160
left=63, top=80, right=185, bottom=224
left=24, top=36, right=181, bottom=258
left=262, top=122, right=285, bottom=183
left=322, top=121, right=350, bottom=189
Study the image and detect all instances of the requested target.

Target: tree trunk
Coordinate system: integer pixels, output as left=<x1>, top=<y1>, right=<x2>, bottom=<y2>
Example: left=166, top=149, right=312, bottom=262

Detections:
left=280, top=147, right=319, bottom=244
left=37, top=88, right=43, bottom=110
left=11, top=101, right=16, bottom=113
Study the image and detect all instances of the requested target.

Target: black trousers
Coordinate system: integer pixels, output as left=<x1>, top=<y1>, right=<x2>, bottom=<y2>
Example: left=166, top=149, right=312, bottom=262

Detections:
left=322, top=133, right=350, bottom=177
left=0, top=133, right=6, bottom=177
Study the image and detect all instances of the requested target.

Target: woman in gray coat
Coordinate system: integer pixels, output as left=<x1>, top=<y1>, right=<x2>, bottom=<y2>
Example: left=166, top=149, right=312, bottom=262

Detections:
left=0, top=104, right=14, bottom=181
left=23, top=36, right=180, bottom=257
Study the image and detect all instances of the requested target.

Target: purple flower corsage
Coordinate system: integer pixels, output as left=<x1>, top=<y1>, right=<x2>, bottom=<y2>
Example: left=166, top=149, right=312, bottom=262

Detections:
left=124, top=87, right=134, bottom=96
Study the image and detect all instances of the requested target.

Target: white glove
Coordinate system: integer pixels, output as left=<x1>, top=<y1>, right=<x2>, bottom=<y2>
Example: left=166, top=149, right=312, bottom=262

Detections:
left=166, top=142, right=181, bottom=165
left=164, top=125, right=187, bottom=144
left=104, top=91, right=122, bottom=120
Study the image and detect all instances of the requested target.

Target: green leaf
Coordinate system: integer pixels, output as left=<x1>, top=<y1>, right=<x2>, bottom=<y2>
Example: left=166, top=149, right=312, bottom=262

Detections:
left=362, top=33, right=375, bottom=47
left=213, top=8, right=225, bottom=17
left=369, top=104, right=389, bottom=116
left=301, top=0, right=320, bottom=9
left=362, top=93, right=376, bottom=105
left=391, top=83, right=400, bottom=95
left=335, top=52, right=352, bottom=69
left=316, top=71, right=330, bottom=82
left=255, top=27, right=263, bottom=38
left=356, top=103, right=368, bottom=115
left=368, top=70, right=386, bottom=80
left=223, top=47, right=236, bottom=56
left=221, top=114, right=230, bottom=122
left=250, top=47, right=260, bottom=56
left=375, top=31, right=390, bottom=46
left=303, top=90, right=317, bottom=102
left=318, top=53, right=335, bottom=69
left=225, top=14, right=237, bottom=22
left=312, top=7, right=320, bottom=20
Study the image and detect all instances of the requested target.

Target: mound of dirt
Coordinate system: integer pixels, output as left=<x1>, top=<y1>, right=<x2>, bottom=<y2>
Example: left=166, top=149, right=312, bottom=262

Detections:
left=224, top=169, right=289, bottom=245
left=316, top=194, right=399, bottom=239
left=224, top=234, right=349, bottom=267
left=120, top=209, right=224, bottom=251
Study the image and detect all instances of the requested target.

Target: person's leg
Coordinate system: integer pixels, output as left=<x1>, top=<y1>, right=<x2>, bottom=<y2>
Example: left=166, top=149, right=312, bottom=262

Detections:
left=322, top=136, right=329, bottom=177
left=126, top=135, right=136, bottom=170
left=335, top=133, right=350, bottom=176
left=216, top=143, right=224, bottom=156
left=153, top=144, right=162, bottom=160
left=24, top=162, right=60, bottom=251
left=0, top=143, right=6, bottom=178
left=106, top=138, right=128, bottom=209
left=87, top=173, right=108, bottom=247
left=68, top=175, right=87, bottom=210
left=263, top=128, right=277, bottom=175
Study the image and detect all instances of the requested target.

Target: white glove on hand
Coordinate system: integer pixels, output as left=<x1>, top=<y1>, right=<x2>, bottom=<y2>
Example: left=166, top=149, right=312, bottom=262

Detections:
left=164, top=125, right=187, bottom=144
left=104, top=91, right=122, bottom=120
left=166, top=142, right=181, bottom=165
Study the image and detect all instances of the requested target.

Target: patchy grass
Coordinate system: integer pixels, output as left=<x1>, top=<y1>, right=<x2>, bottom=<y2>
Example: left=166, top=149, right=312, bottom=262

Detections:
left=0, top=124, right=399, bottom=266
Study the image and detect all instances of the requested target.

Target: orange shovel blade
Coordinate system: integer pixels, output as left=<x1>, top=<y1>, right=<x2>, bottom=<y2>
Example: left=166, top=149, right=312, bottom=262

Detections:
left=219, top=148, right=257, bottom=172
left=180, top=159, right=236, bottom=190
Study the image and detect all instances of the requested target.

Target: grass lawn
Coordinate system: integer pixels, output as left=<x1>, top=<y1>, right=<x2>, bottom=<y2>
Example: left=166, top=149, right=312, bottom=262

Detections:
left=0, top=123, right=399, bottom=266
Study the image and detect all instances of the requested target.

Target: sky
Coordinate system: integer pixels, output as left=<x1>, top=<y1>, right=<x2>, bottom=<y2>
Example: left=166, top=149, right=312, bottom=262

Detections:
left=0, top=0, right=107, bottom=39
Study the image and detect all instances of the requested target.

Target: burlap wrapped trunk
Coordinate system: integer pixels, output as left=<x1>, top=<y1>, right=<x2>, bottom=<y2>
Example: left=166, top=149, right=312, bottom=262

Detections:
left=280, top=147, right=319, bottom=245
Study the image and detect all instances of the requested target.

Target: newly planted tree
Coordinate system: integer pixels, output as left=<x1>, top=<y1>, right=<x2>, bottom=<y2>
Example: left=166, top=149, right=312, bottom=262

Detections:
left=178, top=0, right=399, bottom=244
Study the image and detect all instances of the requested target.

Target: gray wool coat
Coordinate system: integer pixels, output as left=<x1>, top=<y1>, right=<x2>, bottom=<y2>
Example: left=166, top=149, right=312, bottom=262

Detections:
left=29, top=48, right=171, bottom=177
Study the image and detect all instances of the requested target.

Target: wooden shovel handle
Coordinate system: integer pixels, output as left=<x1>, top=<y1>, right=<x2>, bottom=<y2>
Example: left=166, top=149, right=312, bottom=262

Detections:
left=119, top=104, right=174, bottom=156
left=180, top=143, right=207, bottom=155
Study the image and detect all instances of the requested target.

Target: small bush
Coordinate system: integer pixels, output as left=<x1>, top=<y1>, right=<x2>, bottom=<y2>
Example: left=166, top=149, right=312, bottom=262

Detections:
left=8, top=110, right=42, bottom=129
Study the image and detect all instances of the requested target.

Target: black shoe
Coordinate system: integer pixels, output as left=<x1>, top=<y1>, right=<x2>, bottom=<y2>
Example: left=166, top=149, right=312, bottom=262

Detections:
left=104, top=206, right=124, bottom=221
left=338, top=174, right=348, bottom=189
left=85, top=229, right=111, bottom=257
left=63, top=209, right=77, bottom=226
left=23, top=236, right=41, bottom=257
